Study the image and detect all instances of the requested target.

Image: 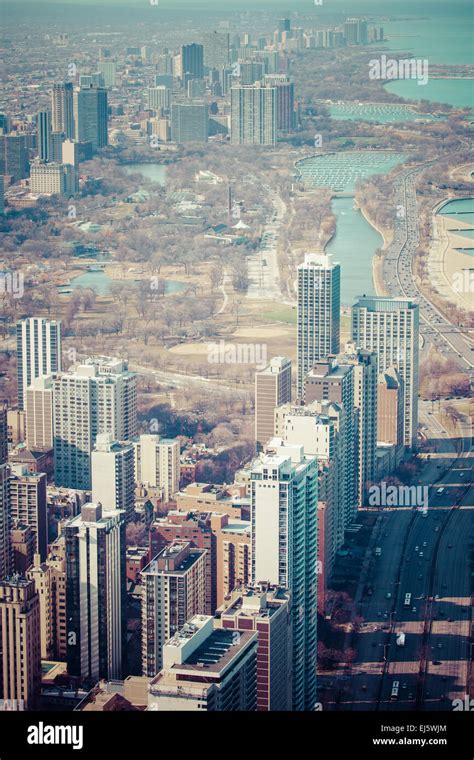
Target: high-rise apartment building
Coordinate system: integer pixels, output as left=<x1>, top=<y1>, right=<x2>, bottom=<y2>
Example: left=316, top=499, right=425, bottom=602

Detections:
left=304, top=357, right=358, bottom=520
left=255, top=356, right=292, bottom=451
left=25, top=375, right=53, bottom=450
left=52, top=357, right=137, bottom=490
left=263, top=75, right=295, bottom=131
left=352, top=297, right=419, bottom=448
left=16, top=317, right=62, bottom=411
left=170, top=102, right=208, bottom=143
left=141, top=541, right=207, bottom=677
left=9, top=464, right=47, bottom=561
left=51, top=82, right=74, bottom=138
left=133, top=434, right=180, bottom=502
left=27, top=538, right=67, bottom=661
left=0, top=401, right=7, bottom=464
left=231, top=84, right=277, bottom=146
left=73, top=85, right=108, bottom=151
left=250, top=441, right=317, bottom=711
left=297, top=253, right=341, bottom=399
left=0, top=134, right=29, bottom=182
left=338, top=343, right=378, bottom=503
left=181, top=43, right=204, bottom=80
left=377, top=367, right=404, bottom=447
left=65, top=503, right=126, bottom=682
left=37, top=110, right=51, bottom=161
left=344, top=18, right=360, bottom=45
left=0, top=577, right=41, bottom=710
left=149, top=511, right=217, bottom=615
left=92, top=433, right=135, bottom=522
left=97, top=61, right=116, bottom=88
left=148, top=615, right=257, bottom=711
left=147, top=86, right=170, bottom=112
left=217, top=585, right=292, bottom=711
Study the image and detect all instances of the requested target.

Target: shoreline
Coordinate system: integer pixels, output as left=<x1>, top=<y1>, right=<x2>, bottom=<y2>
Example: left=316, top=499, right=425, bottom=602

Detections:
left=358, top=203, right=390, bottom=298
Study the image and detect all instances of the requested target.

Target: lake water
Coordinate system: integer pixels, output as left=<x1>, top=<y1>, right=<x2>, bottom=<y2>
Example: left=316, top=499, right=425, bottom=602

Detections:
left=297, top=151, right=406, bottom=304
left=326, top=197, right=381, bottom=305
left=60, top=269, right=187, bottom=296
left=384, top=79, right=474, bottom=109
left=438, top=198, right=474, bottom=253
left=122, top=163, right=167, bottom=186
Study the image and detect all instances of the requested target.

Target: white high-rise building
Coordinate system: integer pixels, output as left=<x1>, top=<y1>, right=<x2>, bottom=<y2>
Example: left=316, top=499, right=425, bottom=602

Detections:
left=92, top=433, right=135, bottom=522
left=147, top=86, right=170, bottom=112
left=352, top=297, right=419, bottom=448
left=133, top=434, right=180, bottom=501
left=53, top=357, right=137, bottom=490
left=16, top=317, right=62, bottom=410
left=231, top=84, right=277, bottom=146
left=65, top=502, right=126, bottom=682
left=297, top=253, right=340, bottom=399
left=274, top=400, right=349, bottom=561
left=250, top=441, right=317, bottom=711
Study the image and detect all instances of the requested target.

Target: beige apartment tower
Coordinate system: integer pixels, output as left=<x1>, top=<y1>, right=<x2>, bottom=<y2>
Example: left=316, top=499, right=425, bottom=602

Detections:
left=25, top=375, right=54, bottom=449
left=255, top=356, right=291, bottom=451
left=0, top=578, right=41, bottom=709
left=27, top=538, right=67, bottom=661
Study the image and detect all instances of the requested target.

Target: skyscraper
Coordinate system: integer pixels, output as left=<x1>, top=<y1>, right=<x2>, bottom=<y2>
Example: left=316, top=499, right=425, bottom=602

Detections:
left=255, top=356, right=292, bottom=451
left=147, top=86, right=170, bottom=112
left=37, top=110, right=51, bottom=161
left=9, top=464, right=48, bottom=561
left=25, top=375, right=53, bottom=449
left=297, top=253, right=341, bottom=399
left=52, top=357, right=137, bottom=490
left=0, top=402, right=10, bottom=579
left=352, top=297, right=419, bottom=448
left=65, top=502, right=126, bottom=682
left=0, top=134, right=29, bottom=182
left=0, top=578, right=41, bottom=710
left=338, top=343, right=378, bottom=503
left=170, top=102, right=208, bottom=143
left=16, top=317, right=62, bottom=410
left=92, top=433, right=135, bottom=522
left=51, top=82, right=74, bottom=138
left=251, top=441, right=317, bottom=711
left=217, top=585, right=292, bottom=711
left=231, top=84, right=277, bottom=146
left=264, top=75, right=295, bottom=131
left=73, top=86, right=108, bottom=151
left=141, top=541, right=207, bottom=677
left=181, top=43, right=204, bottom=80
left=133, top=434, right=180, bottom=502
left=27, top=538, right=67, bottom=661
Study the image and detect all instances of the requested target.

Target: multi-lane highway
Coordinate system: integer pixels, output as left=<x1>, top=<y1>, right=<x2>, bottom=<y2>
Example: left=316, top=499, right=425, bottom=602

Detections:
left=382, top=165, right=473, bottom=371
left=324, top=401, right=472, bottom=712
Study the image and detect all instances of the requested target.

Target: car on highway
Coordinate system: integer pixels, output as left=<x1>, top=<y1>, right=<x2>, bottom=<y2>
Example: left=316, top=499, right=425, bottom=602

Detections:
left=433, top=660, right=442, bottom=666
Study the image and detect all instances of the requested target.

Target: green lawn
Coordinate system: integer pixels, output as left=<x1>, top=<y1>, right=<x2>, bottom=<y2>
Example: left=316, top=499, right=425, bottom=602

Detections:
left=261, top=306, right=297, bottom=324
